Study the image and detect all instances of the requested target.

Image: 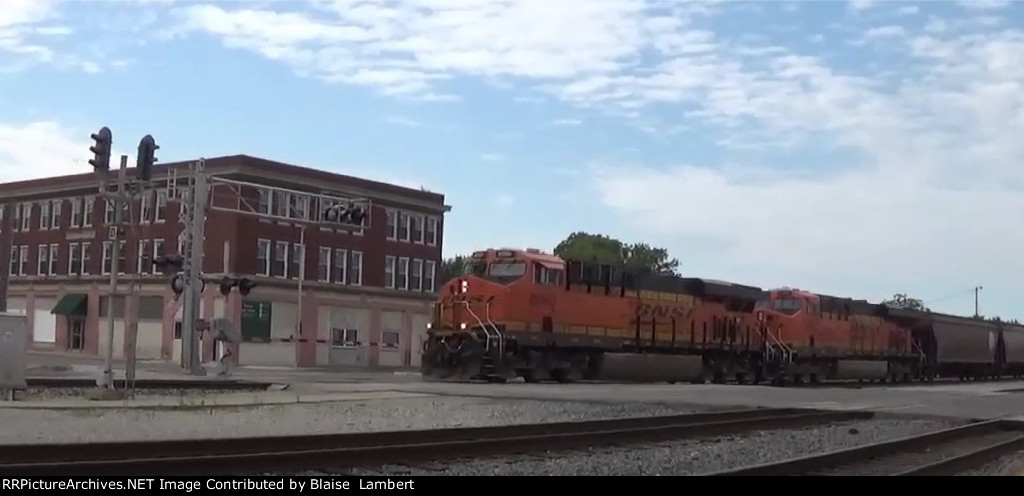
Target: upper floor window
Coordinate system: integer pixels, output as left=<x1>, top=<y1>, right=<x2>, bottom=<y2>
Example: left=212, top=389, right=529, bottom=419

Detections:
left=39, top=202, right=50, bottom=230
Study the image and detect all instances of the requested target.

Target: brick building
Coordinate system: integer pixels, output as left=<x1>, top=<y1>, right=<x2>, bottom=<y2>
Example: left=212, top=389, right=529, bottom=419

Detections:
left=0, top=155, right=449, bottom=368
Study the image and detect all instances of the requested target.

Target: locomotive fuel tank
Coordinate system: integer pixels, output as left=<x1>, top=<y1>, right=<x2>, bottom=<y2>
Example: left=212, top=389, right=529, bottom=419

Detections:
left=596, top=353, right=704, bottom=383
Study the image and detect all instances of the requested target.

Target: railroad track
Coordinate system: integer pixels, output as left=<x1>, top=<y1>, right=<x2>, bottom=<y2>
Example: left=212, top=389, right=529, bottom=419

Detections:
left=0, top=407, right=870, bottom=476
left=706, top=418, right=1024, bottom=476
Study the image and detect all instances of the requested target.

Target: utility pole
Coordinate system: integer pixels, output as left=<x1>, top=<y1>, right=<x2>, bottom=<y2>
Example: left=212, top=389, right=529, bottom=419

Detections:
left=974, top=285, right=983, bottom=318
left=0, top=201, right=13, bottom=313
left=99, top=156, right=129, bottom=391
left=179, top=159, right=207, bottom=375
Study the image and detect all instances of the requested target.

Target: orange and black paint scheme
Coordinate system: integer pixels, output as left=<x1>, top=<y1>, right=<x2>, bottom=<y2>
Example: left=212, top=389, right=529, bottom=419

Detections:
left=422, top=248, right=1024, bottom=385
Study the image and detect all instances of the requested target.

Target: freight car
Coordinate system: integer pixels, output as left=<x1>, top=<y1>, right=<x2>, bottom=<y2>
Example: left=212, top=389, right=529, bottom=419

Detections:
left=421, top=248, right=1021, bottom=385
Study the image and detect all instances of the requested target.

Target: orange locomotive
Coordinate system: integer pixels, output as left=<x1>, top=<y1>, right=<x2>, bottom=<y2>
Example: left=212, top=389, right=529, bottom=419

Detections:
left=421, top=248, right=930, bottom=384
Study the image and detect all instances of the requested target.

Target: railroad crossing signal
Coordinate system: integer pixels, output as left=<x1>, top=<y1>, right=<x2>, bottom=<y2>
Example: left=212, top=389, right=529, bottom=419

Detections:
left=322, top=202, right=367, bottom=226
left=218, top=276, right=257, bottom=297
left=137, top=135, right=159, bottom=181
left=88, top=127, right=112, bottom=173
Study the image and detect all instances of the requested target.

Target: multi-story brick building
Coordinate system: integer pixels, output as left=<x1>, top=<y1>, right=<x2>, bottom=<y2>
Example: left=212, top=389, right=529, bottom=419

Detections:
left=0, top=155, right=449, bottom=368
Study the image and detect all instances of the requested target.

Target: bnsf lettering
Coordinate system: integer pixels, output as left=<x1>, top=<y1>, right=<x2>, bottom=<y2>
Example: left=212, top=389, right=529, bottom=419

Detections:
left=633, top=303, right=690, bottom=320
left=529, top=294, right=556, bottom=308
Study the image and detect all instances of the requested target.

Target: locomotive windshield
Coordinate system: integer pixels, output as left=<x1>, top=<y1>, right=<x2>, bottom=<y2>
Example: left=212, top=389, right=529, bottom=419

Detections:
left=755, top=298, right=803, bottom=315
left=488, top=261, right=527, bottom=277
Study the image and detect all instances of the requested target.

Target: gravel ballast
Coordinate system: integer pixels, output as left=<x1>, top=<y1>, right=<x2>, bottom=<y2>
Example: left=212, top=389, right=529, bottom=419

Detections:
left=0, top=397, right=708, bottom=445
left=338, top=416, right=966, bottom=476
left=957, top=451, right=1024, bottom=476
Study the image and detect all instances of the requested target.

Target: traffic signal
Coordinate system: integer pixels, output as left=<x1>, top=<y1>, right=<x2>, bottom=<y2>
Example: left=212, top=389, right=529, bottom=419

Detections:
left=89, top=127, right=112, bottom=173
left=137, top=135, right=159, bottom=181
left=322, top=202, right=367, bottom=226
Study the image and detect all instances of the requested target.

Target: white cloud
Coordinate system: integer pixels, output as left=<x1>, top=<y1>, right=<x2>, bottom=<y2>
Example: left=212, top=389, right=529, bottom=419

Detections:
left=480, top=153, right=505, bottom=162
left=552, top=118, right=583, bottom=126
left=956, top=0, right=1011, bottom=10
left=169, top=0, right=715, bottom=99
left=586, top=22, right=1024, bottom=309
left=0, top=0, right=59, bottom=62
left=0, top=121, right=91, bottom=183
left=382, top=115, right=421, bottom=127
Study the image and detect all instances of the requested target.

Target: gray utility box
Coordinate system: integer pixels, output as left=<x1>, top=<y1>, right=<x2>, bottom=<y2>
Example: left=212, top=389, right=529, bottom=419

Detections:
left=0, top=313, right=28, bottom=390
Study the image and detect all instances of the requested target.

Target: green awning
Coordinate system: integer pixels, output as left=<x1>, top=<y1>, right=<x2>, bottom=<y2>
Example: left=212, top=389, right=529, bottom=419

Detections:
left=51, top=294, right=87, bottom=317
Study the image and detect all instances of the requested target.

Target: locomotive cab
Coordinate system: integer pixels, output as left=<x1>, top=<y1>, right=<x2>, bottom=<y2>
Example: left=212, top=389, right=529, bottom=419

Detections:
left=756, top=288, right=813, bottom=319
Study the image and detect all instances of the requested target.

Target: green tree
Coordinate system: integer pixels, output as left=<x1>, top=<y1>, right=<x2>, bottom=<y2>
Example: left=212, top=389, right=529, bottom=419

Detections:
left=438, top=256, right=469, bottom=286
left=881, top=293, right=929, bottom=311
left=553, top=232, right=679, bottom=275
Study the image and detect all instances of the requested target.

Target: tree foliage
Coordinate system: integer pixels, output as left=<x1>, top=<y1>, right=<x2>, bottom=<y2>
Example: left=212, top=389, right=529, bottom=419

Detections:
left=438, top=256, right=469, bottom=286
left=553, top=231, right=680, bottom=275
left=880, top=293, right=929, bottom=311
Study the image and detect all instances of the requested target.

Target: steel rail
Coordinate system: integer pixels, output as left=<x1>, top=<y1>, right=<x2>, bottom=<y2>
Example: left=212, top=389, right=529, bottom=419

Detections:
left=0, top=407, right=871, bottom=476
left=705, top=418, right=1024, bottom=476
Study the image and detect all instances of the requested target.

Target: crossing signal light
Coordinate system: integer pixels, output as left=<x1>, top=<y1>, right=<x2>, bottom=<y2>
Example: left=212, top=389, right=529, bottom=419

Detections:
left=152, top=254, right=184, bottom=273
left=322, top=202, right=367, bottom=226
left=218, top=276, right=236, bottom=297
left=237, top=278, right=256, bottom=296
left=89, top=127, right=112, bottom=173
left=137, top=135, right=159, bottom=182
left=218, top=277, right=257, bottom=297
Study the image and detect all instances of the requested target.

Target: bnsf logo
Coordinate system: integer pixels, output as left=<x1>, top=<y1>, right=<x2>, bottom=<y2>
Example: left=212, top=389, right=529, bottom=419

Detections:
left=633, top=303, right=691, bottom=320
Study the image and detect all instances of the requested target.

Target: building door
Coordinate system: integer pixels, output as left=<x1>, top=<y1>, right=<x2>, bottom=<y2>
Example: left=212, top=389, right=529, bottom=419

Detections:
left=68, top=319, right=85, bottom=351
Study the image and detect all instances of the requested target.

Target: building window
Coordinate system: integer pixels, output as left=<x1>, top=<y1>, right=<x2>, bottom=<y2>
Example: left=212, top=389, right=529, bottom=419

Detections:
left=80, top=242, right=90, bottom=275
left=290, top=243, right=303, bottom=280
left=118, top=241, right=126, bottom=275
left=274, top=191, right=289, bottom=218
left=349, top=251, right=362, bottom=286
left=19, top=203, right=30, bottom=231
left=332, top=328, right=359, bottom=347
left=273, top=241, right=288, bottom=278
left=426, top=217, right=438, bottom=246
left=410, top=259, right=423, bottom=291
left=39, top=202, right=50, bottom=230
left=140, top=191, right=152, bottom=223
left=386, top=210, right=397, bottom=240
left=332, top=249, right=347, bottom=284
left=70, top=198, right=82, bottom=228
left=8, top=245, right=18, bottom=277
left=384, top=255, right=396, bottom=289
left=256, top=239, right=271, bottom=276
left=83, top=198, right=94, bottom=227
left=102, top=241, right=112, bottom=275
left=397, top=212, right=409, bottom=241
left=104, top=200, right=115, bottom=225
left=382, top=330, right=399, bottom=349
left=155, top=190, right=167, bottom=222
left=291, top=194, right=308, bottom=220
left=317, top=247, right=331, bottom=282
left=37, top=245, right=48, bottom=275
left=137, top=240, right=150, bottom=274
left=397, top=257, right=409, bottom=290
left=257, top=188, right=272, bottom=215
left=411, top=215, right=423, bottom=243
left=151, top=239, right=164, bottom=274
left=48, top=244, right=58, bottom=275
left=51, top=200, right=62, bottom=229
left=12, top=204, right=21, bottom=232
left=17, top=246, right=28, bottom=276
left=68, top=243, right=80, bottom=275
left=424, top=260, right=436, bottom=293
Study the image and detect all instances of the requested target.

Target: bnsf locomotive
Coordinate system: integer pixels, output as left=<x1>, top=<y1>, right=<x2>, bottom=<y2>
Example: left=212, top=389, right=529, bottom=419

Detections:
left=422, top=248, right=1024, bottom=385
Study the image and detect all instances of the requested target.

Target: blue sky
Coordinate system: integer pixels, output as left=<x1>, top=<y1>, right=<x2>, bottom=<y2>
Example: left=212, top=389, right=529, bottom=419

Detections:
left=2, top=0, right=1024, bottom=320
